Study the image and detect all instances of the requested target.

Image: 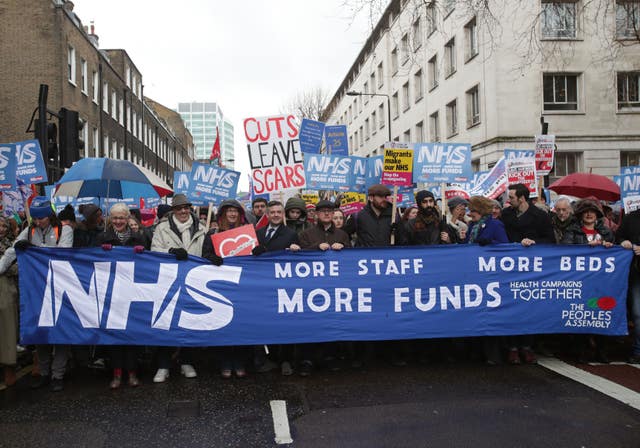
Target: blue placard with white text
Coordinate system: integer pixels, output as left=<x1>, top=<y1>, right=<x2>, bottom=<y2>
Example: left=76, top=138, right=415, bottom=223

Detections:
left=0, top=142, right=18, bottom=190
left=412, top=143, right=473, bottom=183
left=15, top=139, right=48, bottom=184
left=299, top=118, right=325, bottom=154
left=324, top=125, right=349, bottom=155
left=303, top=153, right=353, bottom=191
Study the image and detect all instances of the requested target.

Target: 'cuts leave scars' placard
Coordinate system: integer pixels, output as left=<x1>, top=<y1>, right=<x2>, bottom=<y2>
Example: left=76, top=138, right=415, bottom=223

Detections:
left=245, top=114, right=306, bottom=195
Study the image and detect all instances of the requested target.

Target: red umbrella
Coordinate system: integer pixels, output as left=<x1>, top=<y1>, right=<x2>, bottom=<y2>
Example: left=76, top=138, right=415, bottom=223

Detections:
left=548, top=172, right=620, bottom=201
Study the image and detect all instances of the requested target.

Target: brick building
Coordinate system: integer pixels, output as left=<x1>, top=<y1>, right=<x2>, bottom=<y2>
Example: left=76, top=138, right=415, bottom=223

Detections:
left=0, top=0, right=194, bottom=185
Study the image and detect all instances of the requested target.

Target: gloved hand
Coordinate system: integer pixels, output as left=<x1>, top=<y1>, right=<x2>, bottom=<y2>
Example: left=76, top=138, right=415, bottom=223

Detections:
left=477, top=238, right=491, bottom=246
left=209, top=254, right=223, bottom=266
left=101, top=243, right=113, bottom=251
left=169, top=247, right=188, bottom=260
left=252, top=245, right=267, bottom=256
left=133, top=245, right=144, bottom=254
left=14, top=240, right=33, bottom=251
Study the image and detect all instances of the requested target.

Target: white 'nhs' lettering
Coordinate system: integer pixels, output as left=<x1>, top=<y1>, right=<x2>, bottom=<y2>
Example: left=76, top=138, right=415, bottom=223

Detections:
left=39, top=260, right=241, bottom=331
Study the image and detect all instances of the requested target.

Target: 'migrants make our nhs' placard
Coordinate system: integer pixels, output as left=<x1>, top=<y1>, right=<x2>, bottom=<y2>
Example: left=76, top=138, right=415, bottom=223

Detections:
left=18, top=245, right=633, bottom=346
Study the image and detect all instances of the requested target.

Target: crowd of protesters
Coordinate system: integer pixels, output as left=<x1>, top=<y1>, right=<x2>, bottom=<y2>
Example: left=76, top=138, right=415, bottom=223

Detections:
left=1, top=183, right=639, bottom=392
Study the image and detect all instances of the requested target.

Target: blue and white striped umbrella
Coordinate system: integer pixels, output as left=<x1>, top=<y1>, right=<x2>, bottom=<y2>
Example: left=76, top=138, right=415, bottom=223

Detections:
left=53, top=158, right=172, bottom=199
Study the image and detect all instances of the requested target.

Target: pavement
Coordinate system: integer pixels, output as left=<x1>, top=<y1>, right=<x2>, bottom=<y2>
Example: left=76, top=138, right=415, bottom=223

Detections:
left=1, top=350, right=640, bottom=448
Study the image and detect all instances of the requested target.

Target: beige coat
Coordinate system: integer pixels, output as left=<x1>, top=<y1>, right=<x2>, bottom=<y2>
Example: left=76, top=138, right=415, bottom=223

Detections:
left=151, top=212, right=206, bottom=257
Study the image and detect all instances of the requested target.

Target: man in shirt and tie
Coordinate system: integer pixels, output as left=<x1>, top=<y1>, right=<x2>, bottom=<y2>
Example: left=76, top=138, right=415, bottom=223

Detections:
left=253, top=200, right=299, bottom=253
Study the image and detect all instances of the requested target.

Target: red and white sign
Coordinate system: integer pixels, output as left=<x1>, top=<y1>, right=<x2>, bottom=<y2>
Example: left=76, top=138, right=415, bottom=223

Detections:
left=535, top=134, right=555, bottom=176
left=244, top=115, right=306, bottom=195
left=505, top=149, right=538, bottom=198
left=211, top=224, right=258, bottom=258
left=445, top=186, right=470, bottom=200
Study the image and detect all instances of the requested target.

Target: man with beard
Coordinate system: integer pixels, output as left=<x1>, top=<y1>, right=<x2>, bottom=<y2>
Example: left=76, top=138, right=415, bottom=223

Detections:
left=349, top=184, right=403, bottom=247
left=405, top=190, right=456, bottom=245
left=551, top=196, right=575, bottom=243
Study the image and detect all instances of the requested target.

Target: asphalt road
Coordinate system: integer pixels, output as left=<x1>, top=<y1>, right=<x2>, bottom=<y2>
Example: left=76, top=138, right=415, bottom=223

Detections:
left=1, top=357, right=639, bottom=447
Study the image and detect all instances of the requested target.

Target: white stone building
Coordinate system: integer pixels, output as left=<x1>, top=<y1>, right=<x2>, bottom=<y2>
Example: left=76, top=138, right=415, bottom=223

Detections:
left=322, top=0, right=640, bottom=183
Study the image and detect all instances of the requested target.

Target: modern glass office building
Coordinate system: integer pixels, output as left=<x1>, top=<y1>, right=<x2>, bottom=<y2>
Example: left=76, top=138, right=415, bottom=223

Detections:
left=177, top=102, right=234, bottom=169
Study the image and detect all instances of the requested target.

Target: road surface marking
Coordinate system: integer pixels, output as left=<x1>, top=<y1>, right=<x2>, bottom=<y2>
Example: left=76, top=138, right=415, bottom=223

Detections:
left=538, top=357, right=640, bottom=411
left=270, top=400, right=293, bottom=445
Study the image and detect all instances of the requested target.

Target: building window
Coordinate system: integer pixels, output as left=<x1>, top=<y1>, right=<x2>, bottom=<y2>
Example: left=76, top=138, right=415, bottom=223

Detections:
left=466, top=85, right=481, bottom=127
left=616, top=1, right=640, bottom=39
left=465, top=18, right=478, bottom=60
left=132, top=76, right=137, bottom=98
left=379, top=103, right=385, bottom=129
left=543, top=73, right=579, bottom=111
left=430, top=111, right=440, bottom=142
left=413, top=18, right=422, bottom=51
left=103, top=136, right=108, bottom=158
left=92, top=71, right=99, bottom=103
left=370, top=73, right=376, bottom=93
left=92, top=127, right=98, bottom=158
left=618, top=72, right=640, bottom=110
left=426, top=3, right=437, bottom=35
left=111, top=91, right=117, bottom=120
left=445, top=38, right=456, bottom=77
left=428, top=55, right=438, bottom=90
left=621, top=150, right=640, bottom=166
left=81, top=120, right=88, bottom=158
left=359, top=126, right=364, bottom=147
left=401, top=34, right=410, bottom=64
left=414, top=69, right=424, bottom=102
left=354, top=130, right=358, bottom=149
left=102, top=82, right=109, bottom=112
left=444, top=0, right=455, bottom=17
left=392, top=92, right=399, bottom=118
left=371, top=111, right=377, bottom=132
left=119, top=99, right=124, bottom=125
left=402, top=82, right=410, bottom=112
left=80, top=59, right=87, bottom=94
left=364, top=81, right=369, bottom=103
left=446, top=100, right=458, bottom=137
left=67, top=46, right=76, bottom=84
left=542, top=1, right=577, bottom=39
left=391, top=47, right=399, bottom=74
left=125, top=65, right=131, bottom=87
left=365, top=118, right=370, bottom=140
left=377, top=62, right=384, bottom=87
left=403, top=129, right=411, bottom=142
left=348, top=105, right=353, bottom=123
left=349, top=135, right=354, bottom=151
left=550, top=152, right=582, bottom=180
left=415, top=121, right=424, bottom=142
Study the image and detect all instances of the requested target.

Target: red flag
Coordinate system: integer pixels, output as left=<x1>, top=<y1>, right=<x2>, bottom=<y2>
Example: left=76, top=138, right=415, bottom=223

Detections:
left=209, top=126, right=221, bottom=165
left=255, top=213, right=269, bottom=230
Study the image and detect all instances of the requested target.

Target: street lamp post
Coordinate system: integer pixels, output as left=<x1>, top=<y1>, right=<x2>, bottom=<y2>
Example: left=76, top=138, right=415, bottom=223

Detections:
left=346, top=91, right=392, bottom=143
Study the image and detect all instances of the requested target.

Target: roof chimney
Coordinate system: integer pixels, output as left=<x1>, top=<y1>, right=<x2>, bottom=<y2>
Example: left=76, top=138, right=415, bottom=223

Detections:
left=89, top=21, right=99, bottom=47
left=63, top=1, right=74, bottom=12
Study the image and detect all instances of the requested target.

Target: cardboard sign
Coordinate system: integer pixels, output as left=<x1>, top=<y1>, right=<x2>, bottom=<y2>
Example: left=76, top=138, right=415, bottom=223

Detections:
left=245, top=115, right=306, bottom=194
left=211, top=224, right=258, bottom=258
left=505, top=149, right=537, bottom=198
left=535, top=135, right=555, bottom=176
left=339, top=192, right=366, bottom=215
left=299, top=118, right=325, bottom=154
left=381, top=145, right=413, bottom=186
left=412, top=143, right=472, bottom=183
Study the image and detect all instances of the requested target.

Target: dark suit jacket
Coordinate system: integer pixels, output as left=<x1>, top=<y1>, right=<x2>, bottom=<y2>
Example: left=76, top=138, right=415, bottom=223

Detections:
left=256, top=224, right=299, bottom=251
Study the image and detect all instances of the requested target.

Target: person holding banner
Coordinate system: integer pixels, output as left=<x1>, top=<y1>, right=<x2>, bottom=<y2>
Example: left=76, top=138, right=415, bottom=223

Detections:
left=405, top=190, right=455, bottom=246
left=150, top=194, right=206, bottom=383
left=97, top=203, right=149, bottom=388
left=285, top=197, right=312, bottom=235
left=0, top=217, right=18, bottom=386
left=446, top=197, right=469, bottom=242
left=0, top=197, right=74, bottom=392
left=74, top=204, right=104, bottom=248
left=350, top=184, right=403, bottom=247
left=203, top=199, right=251, bottom=378
left=550, top=196, right=575, bottom=244
left=617, top=208, right=640, bottom=364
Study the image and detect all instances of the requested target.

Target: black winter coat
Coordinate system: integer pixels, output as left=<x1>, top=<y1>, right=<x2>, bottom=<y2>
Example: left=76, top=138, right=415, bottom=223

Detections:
left=561, top=220, right=614, bottom=245
left=501, top=203, right=554, bottom=244
left=256, top=225, right=299, bottom=251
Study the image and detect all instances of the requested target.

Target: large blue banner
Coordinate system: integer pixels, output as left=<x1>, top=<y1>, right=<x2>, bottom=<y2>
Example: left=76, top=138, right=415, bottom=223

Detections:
left=16, top=139, right=48, bottom=184
left=17, top=245, right=633, bottom=346
left=303, top=153, right=353, bottom=191
left=412, top=143, right=472, bottom=183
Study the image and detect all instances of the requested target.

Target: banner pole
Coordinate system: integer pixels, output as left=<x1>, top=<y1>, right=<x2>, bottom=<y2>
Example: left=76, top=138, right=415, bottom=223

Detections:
left=441, top=182, right=447, bottom=219
left=390, top=185, right=398, bottom=245
left=205, top=202, right=213, bottom=229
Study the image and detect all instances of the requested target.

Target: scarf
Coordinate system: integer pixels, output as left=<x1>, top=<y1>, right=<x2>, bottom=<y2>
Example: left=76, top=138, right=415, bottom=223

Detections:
left=469, top=216, right=489, bottom=243
left=173, top=215, right=194, bottom=248
left=115, top=228, right=131, bottom=244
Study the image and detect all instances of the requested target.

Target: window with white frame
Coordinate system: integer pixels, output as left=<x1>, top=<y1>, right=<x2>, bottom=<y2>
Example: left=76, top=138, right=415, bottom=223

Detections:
left=365, top=118, right=370, bottom=140
left=359, top=126, right=364, bottom=147
left=80, top=59, right=87, bottom=94
left=348, top=105, right=353, bottom=123
left=430, top=111, right=440, bottom=142
left=139, top=118, right=142, bottom=140
left=67, top=46, right=76, bottom=84
left=81, top=120, right=88, bottom=158
left=401, top=34, right=410, bottom=64
left=119, top=99, right=124, bottom=125
left=127, top=106, right=131, bottom=131
left=616, top=1, right=639, bottom=39
left=414, top=69, right=424, bottom=102
left=465, top=17, right=478, bottom=60
left=132, top=76, right=137, bottom=97
left=428, top=54, right=438, bottom=90
left=103, top=136, right=108, bottom=158
left=402, top=82, right=410, bottom=111
left=377, top=62, right=384, bottom=87
left=445, top=38, right=456, bottom=77
left=403, top=129, right=411, bottom=143
left=354, top=130, right=358, bottom=149
left=415, top=121, right=424, bottom=142
left=111, top=90, right=117, bottom=120
left=125, top=65, right=131, bottom=87
left=550, top=152, right=582, bottom=181
left=392, top=92, right=399, bottom=118
left=466, top=84, right=481, bottom=127
left=391, top=47, right=399, bottom=74
left=621, top=150, right=640, bottom=166
left=618, top=72, right=640, bottom=109
left=92, top=71, right=99, bottom=103
left=426, top=3, right=437, bottom=35
left=102, top=82, right=109, bottom=112
left=413, top=18, right=422, bottom=50
left=543, top=73, right=579, bottom=111
left=364, top=81, right=369, bottom=103
left=92, top=127, right=98, bottom=157
left=370, top=73, right=376, bottom=93
left=542, top=1, right=577, bottom=39
left=378, top=103, right=385, bottom=129
left=112, top=139, right=118, bottom=159
left=446, top=100, right=458, bottom=137
left=371, top=111, right=377, bottom=132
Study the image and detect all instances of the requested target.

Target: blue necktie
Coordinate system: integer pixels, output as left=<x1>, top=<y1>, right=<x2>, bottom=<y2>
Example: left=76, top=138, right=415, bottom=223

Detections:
left=266, top=227, right=275, bottom=241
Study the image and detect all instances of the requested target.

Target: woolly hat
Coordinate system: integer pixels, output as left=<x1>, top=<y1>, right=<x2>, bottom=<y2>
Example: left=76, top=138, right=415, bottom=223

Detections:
left=306, top=203, right=316, bottom=211
left=29, top=196, right=53, bottom=219
left=415, top=190, right=435, bottom=205
left=448, top=196, right=469, bottom=210
left=57, top=204, right=76, bottom=222
left=157, top=204, right=172, bottom=219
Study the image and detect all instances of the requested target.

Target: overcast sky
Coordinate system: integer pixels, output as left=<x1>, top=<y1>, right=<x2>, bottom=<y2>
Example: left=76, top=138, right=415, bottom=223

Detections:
left=72, top=0, right=375, bottom=190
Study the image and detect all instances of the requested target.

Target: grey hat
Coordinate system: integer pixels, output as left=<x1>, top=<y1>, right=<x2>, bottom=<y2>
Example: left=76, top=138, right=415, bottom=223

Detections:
left=368, top=184, right=391, bottom=197
left=448, top=196, right=469, bottom=210
left=171, top=194, right=192, bottom=208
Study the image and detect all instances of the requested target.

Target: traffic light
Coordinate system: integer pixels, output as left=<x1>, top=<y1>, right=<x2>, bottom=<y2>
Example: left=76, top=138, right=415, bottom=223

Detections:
left=58, top=107, right=84, bottom=168
left=34, top=119, right=58, bottom=161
